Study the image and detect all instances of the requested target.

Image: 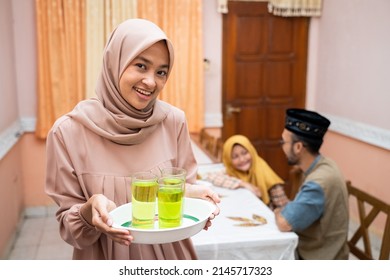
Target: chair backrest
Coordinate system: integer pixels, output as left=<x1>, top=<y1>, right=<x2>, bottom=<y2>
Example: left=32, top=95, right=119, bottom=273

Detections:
left=213, top=138, right=224, bottom=162
left=199, top=128, right=217, bottom=157
left=285, top=165, right=303, bottom=200
left=347, top=180, right=390, bottom=260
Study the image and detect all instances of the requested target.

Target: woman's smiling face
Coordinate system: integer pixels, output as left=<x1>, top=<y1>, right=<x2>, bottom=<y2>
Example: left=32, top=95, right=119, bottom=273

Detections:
left=119, top=40, right=170, bottom=110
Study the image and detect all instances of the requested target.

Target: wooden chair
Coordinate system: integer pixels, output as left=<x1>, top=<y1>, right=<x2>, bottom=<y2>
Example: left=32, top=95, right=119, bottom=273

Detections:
left=346, top=180, right=390, bottom=259
left=284, top=165, right=303, bottom=200
left=198, top=128, right=218, bottom=161
left=199, top=128, right=207, bottom=145
left=213, top=138, right=224, bottom=162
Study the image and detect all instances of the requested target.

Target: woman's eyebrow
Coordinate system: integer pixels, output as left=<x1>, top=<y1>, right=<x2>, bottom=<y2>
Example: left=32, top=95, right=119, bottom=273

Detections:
left=136, top=56, right=169, bottom=69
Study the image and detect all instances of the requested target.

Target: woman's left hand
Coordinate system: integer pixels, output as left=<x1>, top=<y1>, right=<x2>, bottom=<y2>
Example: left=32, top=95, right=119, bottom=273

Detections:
left=185, top=183, right=221, bottom=230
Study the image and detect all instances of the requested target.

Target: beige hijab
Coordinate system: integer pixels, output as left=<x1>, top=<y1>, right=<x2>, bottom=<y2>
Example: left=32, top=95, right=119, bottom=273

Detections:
left=68, top=19, right=175, bottom=145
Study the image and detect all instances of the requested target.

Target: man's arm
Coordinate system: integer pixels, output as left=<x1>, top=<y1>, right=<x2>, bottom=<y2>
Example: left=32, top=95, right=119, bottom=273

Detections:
left=274, top=207, right=293, bottom=232
left=273, top=181, right=325, bottom=232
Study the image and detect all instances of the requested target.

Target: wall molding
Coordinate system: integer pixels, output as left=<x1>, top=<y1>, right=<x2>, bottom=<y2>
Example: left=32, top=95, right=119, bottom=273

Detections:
left=2, top=115, right=389, bottom=160
left=20, top=117, right=36, bottom=133
left=0, top=117, right=36, bottom=160
left=324, top=113, right=390, bottom=151
left=0, top=120, right=22, bottom=160
left=203, top=112, right=390, bottom=151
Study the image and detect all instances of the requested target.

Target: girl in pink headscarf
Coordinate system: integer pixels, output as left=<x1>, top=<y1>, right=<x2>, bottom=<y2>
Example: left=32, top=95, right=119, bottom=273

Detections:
left=45, top=19, right=220, bottom=260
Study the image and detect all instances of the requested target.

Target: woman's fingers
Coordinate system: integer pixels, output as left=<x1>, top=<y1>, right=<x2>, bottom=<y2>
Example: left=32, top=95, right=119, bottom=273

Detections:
left=105, top=228, right=133, bottom=246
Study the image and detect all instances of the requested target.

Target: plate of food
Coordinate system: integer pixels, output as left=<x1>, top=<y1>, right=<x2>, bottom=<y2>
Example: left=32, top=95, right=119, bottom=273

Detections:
left=109, top=198, right=216, bottom=244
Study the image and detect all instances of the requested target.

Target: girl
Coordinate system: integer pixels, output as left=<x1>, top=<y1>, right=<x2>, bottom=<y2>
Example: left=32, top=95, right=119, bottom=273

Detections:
left=205, top=135, right=288, bottom=208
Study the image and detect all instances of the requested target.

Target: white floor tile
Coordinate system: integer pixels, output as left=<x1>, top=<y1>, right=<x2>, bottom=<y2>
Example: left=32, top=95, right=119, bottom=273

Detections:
left=35, top=243, right=73, bottom=260
left=7, top=246, right=38, bottom=260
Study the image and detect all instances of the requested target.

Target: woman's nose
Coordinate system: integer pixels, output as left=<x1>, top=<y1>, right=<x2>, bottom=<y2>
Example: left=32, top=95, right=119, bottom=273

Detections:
left=142, top=73, right=156, bottom=88
left=237, top=155, right=246, bottom=163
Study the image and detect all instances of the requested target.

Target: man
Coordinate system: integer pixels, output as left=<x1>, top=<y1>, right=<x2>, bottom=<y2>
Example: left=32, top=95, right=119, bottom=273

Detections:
left=275, top=108, right=349, bottom=260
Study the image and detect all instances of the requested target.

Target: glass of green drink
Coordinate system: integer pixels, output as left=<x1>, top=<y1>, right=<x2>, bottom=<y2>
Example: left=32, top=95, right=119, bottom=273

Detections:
left=131, top=172, right=158, bottom=229
left=158, top=167, right=186, bottom=228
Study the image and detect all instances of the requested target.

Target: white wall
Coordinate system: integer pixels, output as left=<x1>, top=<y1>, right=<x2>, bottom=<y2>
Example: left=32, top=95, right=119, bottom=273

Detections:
left=0, top=0, right=19, bottom=132
left=202, top=0, right=223, bottom=127
left=12, top=0, right=37, bottom=120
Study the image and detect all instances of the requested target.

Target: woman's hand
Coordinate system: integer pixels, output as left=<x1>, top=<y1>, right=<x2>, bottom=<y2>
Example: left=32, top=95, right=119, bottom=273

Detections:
left=185, top=183, right=221, bottom=230
left=80, top=194, right=133, bottom=246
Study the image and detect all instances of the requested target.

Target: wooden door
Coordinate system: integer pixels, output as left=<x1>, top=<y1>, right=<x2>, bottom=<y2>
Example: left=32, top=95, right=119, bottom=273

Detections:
left=222, top=1, right=308, bottom=181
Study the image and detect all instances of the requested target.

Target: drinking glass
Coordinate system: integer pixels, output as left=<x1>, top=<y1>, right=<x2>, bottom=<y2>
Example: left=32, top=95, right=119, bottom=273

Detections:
left=131, top=171, right=158, bottom=229
left=158, top=167, right=186, bottom=228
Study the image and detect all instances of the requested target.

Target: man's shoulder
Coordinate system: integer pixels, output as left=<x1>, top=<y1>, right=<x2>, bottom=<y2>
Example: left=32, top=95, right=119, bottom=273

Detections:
left=306, top=156, right=346, bottom=188
left=314, top=156, right=342, bottom=174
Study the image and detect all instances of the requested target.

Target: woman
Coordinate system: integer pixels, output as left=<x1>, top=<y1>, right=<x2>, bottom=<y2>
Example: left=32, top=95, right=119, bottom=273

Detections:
left=45, top=19, right=220, bottom=260
left=205, top=135, right=288, bottom=208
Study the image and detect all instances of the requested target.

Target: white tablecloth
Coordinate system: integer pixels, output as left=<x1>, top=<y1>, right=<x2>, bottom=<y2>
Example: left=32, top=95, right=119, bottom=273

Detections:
left=191, top=181, right=298, bottom=260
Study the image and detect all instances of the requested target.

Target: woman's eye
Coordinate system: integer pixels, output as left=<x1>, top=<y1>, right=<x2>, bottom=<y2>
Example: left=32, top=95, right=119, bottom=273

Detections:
left=135, top=63, right=146, bottom=70
left=157, top=70, right=167, bottom=77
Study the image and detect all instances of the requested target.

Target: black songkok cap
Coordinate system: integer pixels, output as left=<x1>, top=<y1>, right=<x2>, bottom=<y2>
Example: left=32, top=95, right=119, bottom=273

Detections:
left=285, top=108, right=331, bottom=141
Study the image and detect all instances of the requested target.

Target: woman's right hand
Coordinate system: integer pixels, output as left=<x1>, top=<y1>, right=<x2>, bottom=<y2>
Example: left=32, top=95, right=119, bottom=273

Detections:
left=81, top=194, right=133, bottom=246
left=185, top=183, right=221, bottom=230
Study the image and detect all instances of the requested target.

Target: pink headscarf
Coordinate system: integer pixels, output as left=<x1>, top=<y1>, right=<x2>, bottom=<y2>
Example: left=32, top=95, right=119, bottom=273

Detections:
left=68, top=19, right=174, bottom=145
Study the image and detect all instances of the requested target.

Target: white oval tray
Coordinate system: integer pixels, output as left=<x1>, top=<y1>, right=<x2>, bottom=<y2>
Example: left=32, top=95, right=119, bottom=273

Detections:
left=109, top=197, right=216, bottom=244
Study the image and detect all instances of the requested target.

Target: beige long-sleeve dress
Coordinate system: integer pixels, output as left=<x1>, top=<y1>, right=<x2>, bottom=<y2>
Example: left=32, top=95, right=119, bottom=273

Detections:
left=45, top=102, right=198, bottom=260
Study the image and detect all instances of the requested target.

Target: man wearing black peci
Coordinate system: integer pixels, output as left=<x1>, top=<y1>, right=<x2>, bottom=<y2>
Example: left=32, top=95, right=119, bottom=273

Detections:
left=274, top=108, right=349, bottom=260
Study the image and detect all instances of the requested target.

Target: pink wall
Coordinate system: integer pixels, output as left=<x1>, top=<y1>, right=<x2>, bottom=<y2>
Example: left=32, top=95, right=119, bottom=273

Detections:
left=0, top=134, right=49, bottom=258
left=321, top=131, right=390, bottom=234
left=322, top=132, right=390, bottom=200
left=0, top=142, right=24, bottom=258
left=20, top=134, right=51, bottom=207
left=0, top=0, right=24, bottom=258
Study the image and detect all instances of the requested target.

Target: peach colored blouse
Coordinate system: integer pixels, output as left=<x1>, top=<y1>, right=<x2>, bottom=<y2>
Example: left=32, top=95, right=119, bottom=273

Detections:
left=45, top=102, right=198, bottom=260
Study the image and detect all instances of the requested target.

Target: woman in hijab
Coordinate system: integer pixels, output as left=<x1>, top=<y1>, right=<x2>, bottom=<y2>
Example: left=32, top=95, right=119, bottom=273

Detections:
left=205, top=135, right=288, bottom=208
left=45, top=19, right=220, bottom=260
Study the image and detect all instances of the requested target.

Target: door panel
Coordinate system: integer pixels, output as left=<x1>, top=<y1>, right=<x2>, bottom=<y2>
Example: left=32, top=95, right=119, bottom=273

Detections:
left=222, top=2, right=308, bottom=180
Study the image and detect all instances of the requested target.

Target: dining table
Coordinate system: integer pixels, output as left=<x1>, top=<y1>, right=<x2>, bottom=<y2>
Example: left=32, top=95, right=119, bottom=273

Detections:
left=191, top=164, right=298, bottom=260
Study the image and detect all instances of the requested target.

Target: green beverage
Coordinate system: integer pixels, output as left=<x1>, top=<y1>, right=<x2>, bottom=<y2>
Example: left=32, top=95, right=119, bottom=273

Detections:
left=158, top=178, right=185, bottom=228
left=131, top=180, right=158, bottom=229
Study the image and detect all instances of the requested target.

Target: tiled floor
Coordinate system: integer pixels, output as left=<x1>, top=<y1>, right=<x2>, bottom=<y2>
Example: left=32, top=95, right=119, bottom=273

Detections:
left=5, top=140, right=386, bottom=260
left=7, top=206, right=73, bottom=260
